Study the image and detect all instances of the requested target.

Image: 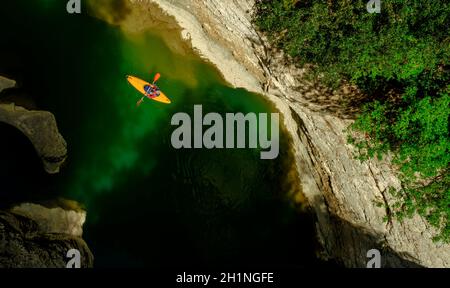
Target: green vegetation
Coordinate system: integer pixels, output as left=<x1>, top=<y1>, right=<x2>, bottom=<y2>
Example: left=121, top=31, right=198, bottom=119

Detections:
left=254, top=0, right=450, bottom=242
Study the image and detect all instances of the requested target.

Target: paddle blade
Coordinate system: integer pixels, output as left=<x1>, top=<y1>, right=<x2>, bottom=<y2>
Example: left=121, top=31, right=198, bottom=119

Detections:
left=153, top=73, right=161, bottom=84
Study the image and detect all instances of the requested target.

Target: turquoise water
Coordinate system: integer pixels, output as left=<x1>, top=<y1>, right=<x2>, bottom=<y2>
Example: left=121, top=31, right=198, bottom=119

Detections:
left=0, top=1, right=322, bottom=267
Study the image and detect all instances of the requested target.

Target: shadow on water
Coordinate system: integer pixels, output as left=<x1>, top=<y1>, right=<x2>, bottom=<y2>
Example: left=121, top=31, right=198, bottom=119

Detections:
left=83, top=131, right=323, bottom=267
left=85, top=170, right=323, bottom=268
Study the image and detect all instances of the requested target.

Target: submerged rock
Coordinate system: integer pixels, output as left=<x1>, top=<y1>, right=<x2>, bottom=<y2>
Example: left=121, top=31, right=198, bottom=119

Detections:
left=0, top=203, right=93, bottom=268
left=0, top=102, right=67, bottom=174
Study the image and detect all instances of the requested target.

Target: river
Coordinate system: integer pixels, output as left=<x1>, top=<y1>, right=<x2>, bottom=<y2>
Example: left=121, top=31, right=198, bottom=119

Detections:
left=0, top=0, right=323, bottom=268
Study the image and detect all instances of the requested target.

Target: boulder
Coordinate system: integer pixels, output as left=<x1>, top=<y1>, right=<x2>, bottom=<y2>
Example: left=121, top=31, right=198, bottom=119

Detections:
left=0, top=203, right=93, bottom=268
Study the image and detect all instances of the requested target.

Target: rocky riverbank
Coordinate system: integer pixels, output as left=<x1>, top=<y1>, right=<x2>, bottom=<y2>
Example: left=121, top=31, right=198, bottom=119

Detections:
left=0, top=203, right=93, bottom=268
left=0, top=76, right=92, bottom=267
left=104, top=0, right=450, bottom=267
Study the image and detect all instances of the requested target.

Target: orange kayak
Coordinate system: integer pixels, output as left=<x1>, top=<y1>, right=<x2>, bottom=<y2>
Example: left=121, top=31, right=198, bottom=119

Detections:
left=126, top=75, right=171, bottom=104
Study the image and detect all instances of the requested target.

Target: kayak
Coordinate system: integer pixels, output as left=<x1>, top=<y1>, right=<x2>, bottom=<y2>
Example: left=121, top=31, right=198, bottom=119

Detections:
left=126, top=75, right=171, bottom=104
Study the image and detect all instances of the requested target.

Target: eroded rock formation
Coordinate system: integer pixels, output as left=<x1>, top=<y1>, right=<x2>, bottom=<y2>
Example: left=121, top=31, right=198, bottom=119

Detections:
left=1, top=76, right=91, bottom=267
left=0, top=102, right=67, bottom=174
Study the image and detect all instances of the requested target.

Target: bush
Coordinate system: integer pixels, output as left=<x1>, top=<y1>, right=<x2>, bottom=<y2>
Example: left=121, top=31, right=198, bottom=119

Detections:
left=254, top=0, right=450, bottom=241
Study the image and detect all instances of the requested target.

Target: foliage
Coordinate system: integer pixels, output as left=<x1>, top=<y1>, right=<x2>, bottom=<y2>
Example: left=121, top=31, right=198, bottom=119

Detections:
left=254, top=0, right=450, bottom=241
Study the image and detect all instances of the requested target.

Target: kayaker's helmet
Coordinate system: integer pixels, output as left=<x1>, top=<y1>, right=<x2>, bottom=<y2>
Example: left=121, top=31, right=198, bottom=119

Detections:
left=144, top=84, right=154, bottom=95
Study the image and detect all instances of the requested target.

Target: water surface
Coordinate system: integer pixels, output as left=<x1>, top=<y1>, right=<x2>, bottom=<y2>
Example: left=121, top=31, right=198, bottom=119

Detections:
left=0, top=0, right=321, bottom=268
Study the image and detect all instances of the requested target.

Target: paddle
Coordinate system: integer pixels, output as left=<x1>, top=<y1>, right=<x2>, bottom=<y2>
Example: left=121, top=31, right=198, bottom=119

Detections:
left=136, top=97, right=145, bottom=107
left=153, top=73, right=161, bottom=84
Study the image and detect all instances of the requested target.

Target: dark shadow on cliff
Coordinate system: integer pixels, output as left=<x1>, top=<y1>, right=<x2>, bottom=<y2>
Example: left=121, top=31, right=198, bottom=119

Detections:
left=0, top=122, right=59, bottom=208
left=308, top=195, right=423, bottom=268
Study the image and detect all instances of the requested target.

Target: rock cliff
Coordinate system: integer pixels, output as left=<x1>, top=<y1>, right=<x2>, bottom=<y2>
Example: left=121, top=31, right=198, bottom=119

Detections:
left=141, top=0, right=449, bottom=267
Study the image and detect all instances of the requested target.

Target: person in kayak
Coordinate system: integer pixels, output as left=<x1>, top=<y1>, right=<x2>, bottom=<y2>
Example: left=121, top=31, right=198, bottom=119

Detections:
left=144, top=84, right=161, bottom=98
left=132, top=73, right=167, bottom=107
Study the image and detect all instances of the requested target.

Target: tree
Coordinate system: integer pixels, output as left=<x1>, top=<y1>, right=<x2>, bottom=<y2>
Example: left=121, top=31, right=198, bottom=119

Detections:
left=254, top=0, right=450, bottom=242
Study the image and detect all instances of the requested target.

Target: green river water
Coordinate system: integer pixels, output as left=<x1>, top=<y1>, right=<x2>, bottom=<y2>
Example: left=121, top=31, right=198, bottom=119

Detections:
left=0, top=1, right=322, bottom=267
